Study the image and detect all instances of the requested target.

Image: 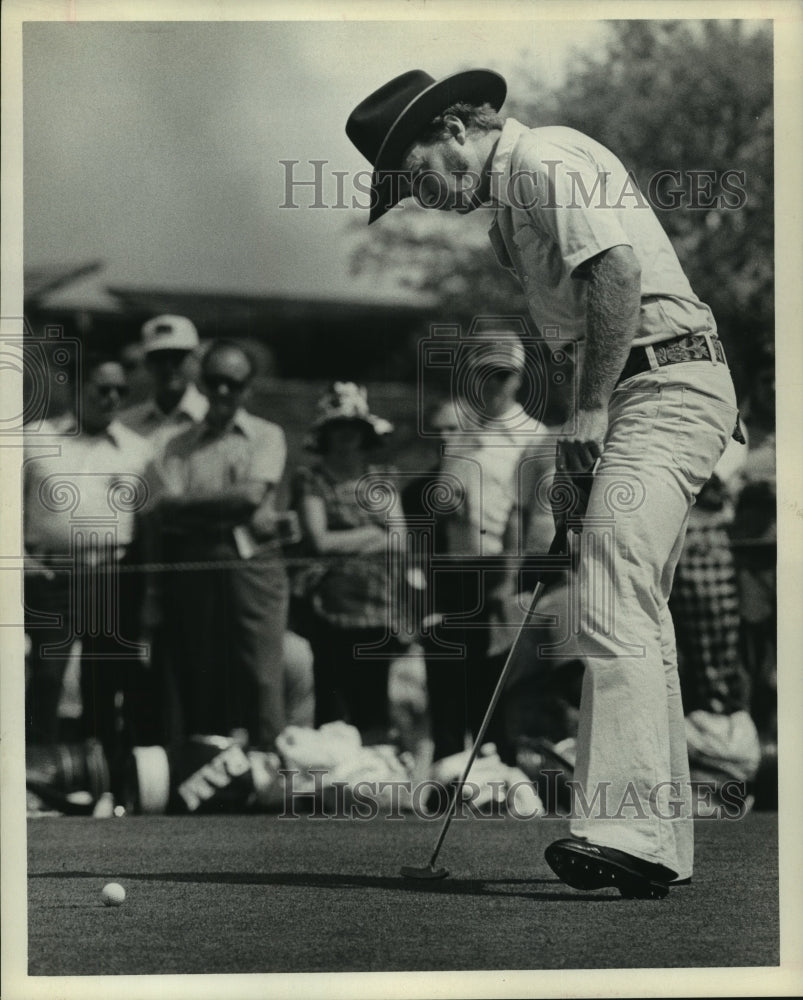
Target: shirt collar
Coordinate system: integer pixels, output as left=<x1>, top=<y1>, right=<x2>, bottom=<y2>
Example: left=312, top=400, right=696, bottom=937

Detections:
left=231, top=408, right=251, bottom=435
left=105, top=420, right=125, bottom=446
left=50, top=412, right=79, bottom=434
left=177, top=383, right=209, bottom=421
left=61, top=416, right=125, bottom=445
left=201, top=407, right=251, bottom=439
left=488, top=117, right=530, bottom=208
left=479, top=403, right=526, bottom=428
left=144, top=383, right=208, bottom=424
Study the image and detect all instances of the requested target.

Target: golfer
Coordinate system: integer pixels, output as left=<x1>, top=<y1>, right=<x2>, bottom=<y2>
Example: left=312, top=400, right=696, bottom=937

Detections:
left=346, top=69, right=741, bottom=897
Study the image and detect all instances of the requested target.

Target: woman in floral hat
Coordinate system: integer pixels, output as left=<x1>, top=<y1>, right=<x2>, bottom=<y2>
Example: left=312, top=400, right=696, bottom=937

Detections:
left=293, top=382, right=401, bottom=743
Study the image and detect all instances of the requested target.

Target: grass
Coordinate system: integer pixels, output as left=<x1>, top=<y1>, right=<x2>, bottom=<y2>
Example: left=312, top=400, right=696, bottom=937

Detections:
left=26, top=811, right=779, bottom=975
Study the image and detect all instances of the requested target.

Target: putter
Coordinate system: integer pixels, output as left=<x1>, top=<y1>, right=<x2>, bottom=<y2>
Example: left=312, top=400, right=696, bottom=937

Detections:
left=400, top=526, right=570, bottom=881
left=400, top=458, right=599, bottom=882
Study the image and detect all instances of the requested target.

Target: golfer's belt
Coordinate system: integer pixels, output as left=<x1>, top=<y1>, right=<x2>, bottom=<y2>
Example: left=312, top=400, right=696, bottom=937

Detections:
left=617, top=333, right=726, bottom=386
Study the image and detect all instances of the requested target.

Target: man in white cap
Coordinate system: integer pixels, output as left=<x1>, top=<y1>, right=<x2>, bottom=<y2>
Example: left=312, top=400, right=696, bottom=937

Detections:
left=118, top=315, right=208, bottom=744
left=119, top=314, right=207, bottom=446
left=347, top=69, right=743, bottom=897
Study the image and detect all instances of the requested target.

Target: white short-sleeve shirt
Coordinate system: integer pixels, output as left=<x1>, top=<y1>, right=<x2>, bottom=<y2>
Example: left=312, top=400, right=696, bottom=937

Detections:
left=488, top=119, right=717, bottom=347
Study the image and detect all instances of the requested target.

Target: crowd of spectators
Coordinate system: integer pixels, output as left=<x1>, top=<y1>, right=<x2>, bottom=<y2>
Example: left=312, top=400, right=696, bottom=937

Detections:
left=23, top=318, right=777, bottom=808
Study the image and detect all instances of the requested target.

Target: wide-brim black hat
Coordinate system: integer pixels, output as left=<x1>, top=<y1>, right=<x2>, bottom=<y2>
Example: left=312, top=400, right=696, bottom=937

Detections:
left=346, top=68, right=507, bottom=223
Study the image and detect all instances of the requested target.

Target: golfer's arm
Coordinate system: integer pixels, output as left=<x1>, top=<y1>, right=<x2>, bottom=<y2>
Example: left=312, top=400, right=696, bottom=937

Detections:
left=578, top=245, right=642, bottom=410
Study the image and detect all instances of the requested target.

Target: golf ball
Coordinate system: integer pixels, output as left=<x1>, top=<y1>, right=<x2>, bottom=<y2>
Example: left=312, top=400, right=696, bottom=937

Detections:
left=102, top=882, right=126, bottom=907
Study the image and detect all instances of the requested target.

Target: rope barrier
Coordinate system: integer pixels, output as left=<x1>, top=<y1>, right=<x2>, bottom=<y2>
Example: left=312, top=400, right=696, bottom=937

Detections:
left=22, top=536, right=776, bottom=575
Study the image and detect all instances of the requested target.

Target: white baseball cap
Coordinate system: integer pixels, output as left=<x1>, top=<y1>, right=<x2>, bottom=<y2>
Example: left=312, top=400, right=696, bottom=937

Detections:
left=141, top=315, right=199, bottom=354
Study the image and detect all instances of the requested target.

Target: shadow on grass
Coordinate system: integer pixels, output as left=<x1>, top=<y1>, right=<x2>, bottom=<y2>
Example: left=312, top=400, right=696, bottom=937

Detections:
left=30, top=869, right=619, bottom=902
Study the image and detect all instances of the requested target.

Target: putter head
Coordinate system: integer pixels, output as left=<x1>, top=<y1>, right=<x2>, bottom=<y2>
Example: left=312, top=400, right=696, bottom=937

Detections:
left=400, top=865, right=449, bottom=880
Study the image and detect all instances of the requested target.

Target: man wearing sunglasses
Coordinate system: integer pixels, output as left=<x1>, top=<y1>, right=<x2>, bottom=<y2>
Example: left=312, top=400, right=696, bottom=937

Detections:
left=145, top=340, right=291, bottom=753
left=24, top=352, right=151, bottom=795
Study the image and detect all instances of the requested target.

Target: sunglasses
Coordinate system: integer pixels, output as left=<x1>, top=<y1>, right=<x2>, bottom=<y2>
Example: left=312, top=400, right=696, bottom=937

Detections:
left=147, top=350, right=190, bottom=366
left=93, top=383, right=129, bottom=398
left=203, top=374, right=248, bottom=392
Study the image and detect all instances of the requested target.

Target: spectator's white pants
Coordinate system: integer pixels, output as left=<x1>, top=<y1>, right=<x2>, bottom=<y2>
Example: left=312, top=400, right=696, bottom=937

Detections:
left=568, top=359, right=737, bottom=879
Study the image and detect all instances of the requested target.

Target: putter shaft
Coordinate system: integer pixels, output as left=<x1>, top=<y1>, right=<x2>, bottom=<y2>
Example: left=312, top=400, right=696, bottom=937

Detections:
left=405, top=459, right=598, bottom=879
left=425, top=575, right=550, bottom=871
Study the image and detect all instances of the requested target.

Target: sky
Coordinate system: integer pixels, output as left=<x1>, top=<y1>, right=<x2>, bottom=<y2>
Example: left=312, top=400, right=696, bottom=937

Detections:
left=21, top=16, right=607, bottom=303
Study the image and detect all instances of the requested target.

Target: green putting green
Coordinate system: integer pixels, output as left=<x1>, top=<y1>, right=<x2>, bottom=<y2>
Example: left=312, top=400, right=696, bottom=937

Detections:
left=26, top=812, right=779, bottom=975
